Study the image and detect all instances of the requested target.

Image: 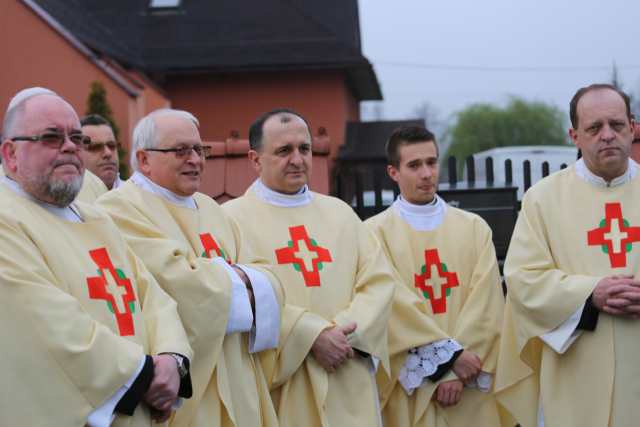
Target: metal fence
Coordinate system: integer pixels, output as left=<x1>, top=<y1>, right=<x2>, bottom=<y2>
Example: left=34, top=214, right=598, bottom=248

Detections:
left=336, top=155, right=571, bottom=264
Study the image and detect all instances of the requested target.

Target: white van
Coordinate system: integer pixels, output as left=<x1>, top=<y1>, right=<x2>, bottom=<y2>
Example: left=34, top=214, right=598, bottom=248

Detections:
left=466, top=145, right=578, bottom=199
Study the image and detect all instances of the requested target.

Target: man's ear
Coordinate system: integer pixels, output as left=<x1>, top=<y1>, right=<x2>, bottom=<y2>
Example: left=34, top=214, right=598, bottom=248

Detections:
left=247, top=149, right=262, bottom=174
left=1, top=140, right=18, bottom=174
left=387, top=164, right=400, bottom=183
left=568, top=127, right=579, bottom=149
left=136, top=150, right=151, bottom=175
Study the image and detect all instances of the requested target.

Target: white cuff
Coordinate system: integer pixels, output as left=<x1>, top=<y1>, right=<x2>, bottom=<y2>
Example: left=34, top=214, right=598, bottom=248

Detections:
left=399, top=338, right=463, bottom=395
left=212, top=258, right=254, bottom=334
left=87, top=356, right=146, bottom=427
left=235, top=265, right=280, bottom=352
left=540, top=303, right=584, bottom=354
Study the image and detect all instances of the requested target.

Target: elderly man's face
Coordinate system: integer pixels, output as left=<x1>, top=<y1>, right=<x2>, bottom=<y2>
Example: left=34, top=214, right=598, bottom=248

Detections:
left=250, top=115, right=312, bottom=194
left=2, top=95, right=84, bottom=206
left=139, top=114, right=204, bottom=196
left=569, top=88, right=634, bottom=181
left=80, top=124, right=119, bottom=189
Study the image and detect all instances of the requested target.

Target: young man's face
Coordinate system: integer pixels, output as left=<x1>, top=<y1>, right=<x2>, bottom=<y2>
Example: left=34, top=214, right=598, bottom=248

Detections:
left=80, top=124, right=119, bottom=189
left=388, top=140, right=439, bottom=205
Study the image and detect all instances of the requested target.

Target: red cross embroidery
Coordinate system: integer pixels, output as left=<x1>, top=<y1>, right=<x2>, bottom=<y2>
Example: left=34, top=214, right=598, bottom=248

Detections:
left=275, top=225, right=332, bottom=287
left=414, top=249, right=459, bottom=314
left=587, top=203, right=640, bottom=268
left=86, top=248, right=137, bottom=336
left=200, top=233, right=230, bottom=263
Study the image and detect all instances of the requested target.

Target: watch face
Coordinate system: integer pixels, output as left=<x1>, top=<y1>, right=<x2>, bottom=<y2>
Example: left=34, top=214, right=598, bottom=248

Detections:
left=171, top=354, right=187, bottom=378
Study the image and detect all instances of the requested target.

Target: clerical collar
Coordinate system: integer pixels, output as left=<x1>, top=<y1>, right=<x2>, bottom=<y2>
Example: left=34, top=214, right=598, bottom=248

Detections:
left=392, top=194, right=447, bottom=231
left=0, top=176, right=83, bottom=222
left=251, top=179, right=313, bottom=207
left=575, top=158, right=638, bottom=188
left=130, top=171, right=197, bottom=210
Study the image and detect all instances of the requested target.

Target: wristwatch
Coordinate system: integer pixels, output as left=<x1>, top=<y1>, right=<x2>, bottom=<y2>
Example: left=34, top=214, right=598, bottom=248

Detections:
left=169, top=353, right=188, bottom=378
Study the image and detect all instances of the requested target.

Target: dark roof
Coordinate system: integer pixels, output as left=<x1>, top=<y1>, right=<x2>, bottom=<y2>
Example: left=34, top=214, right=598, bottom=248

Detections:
left=30, top=0, right=382, bottom=100
left=338, top=120, right=426, bottom=161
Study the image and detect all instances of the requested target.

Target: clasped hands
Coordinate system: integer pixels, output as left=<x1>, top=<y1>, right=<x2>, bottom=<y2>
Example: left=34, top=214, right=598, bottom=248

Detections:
left=311, top=322, right=358, bottom=373
left=144, top=355, right=181, bottom=422
left=435, top=350, right=482, bottom=407
left=593, top=275, right=640, bottom=317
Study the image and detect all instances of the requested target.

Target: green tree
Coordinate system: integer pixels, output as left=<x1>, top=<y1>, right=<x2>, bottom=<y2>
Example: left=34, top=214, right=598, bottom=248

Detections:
left=444, top=97, right=568, bottom=172
left=85, top=81, right=129, bottom=178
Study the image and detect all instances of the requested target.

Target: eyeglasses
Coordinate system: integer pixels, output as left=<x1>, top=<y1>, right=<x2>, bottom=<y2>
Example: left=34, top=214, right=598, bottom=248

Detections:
left=145, top=145, right=212, bottom=158
left=11, top=131, right=90, bottom=149
left=85, top=141, right=119, bottom=153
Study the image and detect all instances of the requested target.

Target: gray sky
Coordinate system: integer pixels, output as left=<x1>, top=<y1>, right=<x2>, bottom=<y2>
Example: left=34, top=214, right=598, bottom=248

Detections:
left=359, top=0, right=640, bottom=131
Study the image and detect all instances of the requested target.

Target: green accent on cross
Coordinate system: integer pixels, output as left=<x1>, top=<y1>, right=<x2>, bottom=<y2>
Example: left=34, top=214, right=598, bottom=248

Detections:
left=310, top=238, right=318, bottom=246
left=288, top=240, right=294, bottom=248
left=600, top=219, right=606, bottom=227
left=293, top=263, right=301, bottom=272
left=600, top=243, right=632, bottom=254
left=97, top=269, right=133, bottom=313
left=318, top=262, right=323, bottom=270
left=420, top=263, right=452, bottom=299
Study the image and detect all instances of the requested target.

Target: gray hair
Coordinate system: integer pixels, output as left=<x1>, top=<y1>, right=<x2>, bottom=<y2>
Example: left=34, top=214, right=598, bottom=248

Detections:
left=2, top=87, right=59, bottom=140
left=130, top=108, right=200, bottom=171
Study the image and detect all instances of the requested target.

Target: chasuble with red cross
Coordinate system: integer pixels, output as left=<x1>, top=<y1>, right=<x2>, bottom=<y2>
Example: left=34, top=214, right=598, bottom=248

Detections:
left=224, top=186, right=394, bottom=427
left=366, top=203, right=507, bottom=427
left=496, top=164, right=640, bottom=427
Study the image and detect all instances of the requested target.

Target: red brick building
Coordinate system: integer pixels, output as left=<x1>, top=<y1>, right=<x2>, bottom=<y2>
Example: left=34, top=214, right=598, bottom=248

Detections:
left=1, top=0, right=381, bottom=198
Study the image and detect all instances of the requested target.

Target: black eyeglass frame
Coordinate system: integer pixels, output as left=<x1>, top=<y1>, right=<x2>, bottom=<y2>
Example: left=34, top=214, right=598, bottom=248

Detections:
left=145, top=145, right=212, bottom=158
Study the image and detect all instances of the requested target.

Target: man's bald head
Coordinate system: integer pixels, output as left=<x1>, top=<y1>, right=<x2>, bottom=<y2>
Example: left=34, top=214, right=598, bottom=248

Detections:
left=1, top=88, right=84, bottom=206
left=2, top=87, right=74, bottom=141
left=248, top=108, right=311, bottom=152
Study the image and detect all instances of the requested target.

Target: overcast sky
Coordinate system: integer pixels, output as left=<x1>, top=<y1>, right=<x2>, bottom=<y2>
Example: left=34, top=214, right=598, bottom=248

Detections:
left=359, top=0, right=640, bottom=131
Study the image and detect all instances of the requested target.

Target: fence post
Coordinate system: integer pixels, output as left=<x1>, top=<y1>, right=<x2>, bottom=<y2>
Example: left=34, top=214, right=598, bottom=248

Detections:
left=466, top=156, right=475, bottom=184
left=523, top=160, right=532, bottom=192
left=505, top=159, right=513, bottom=184
left=373, top=170, right=382, bottom=209
left=448, top=156, right=457, bottom=185
left=486, top=157, right=494, bottom=184
left=542, top=161, right=550, bottom=177
left=354, top=171, right=364, bottom=209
